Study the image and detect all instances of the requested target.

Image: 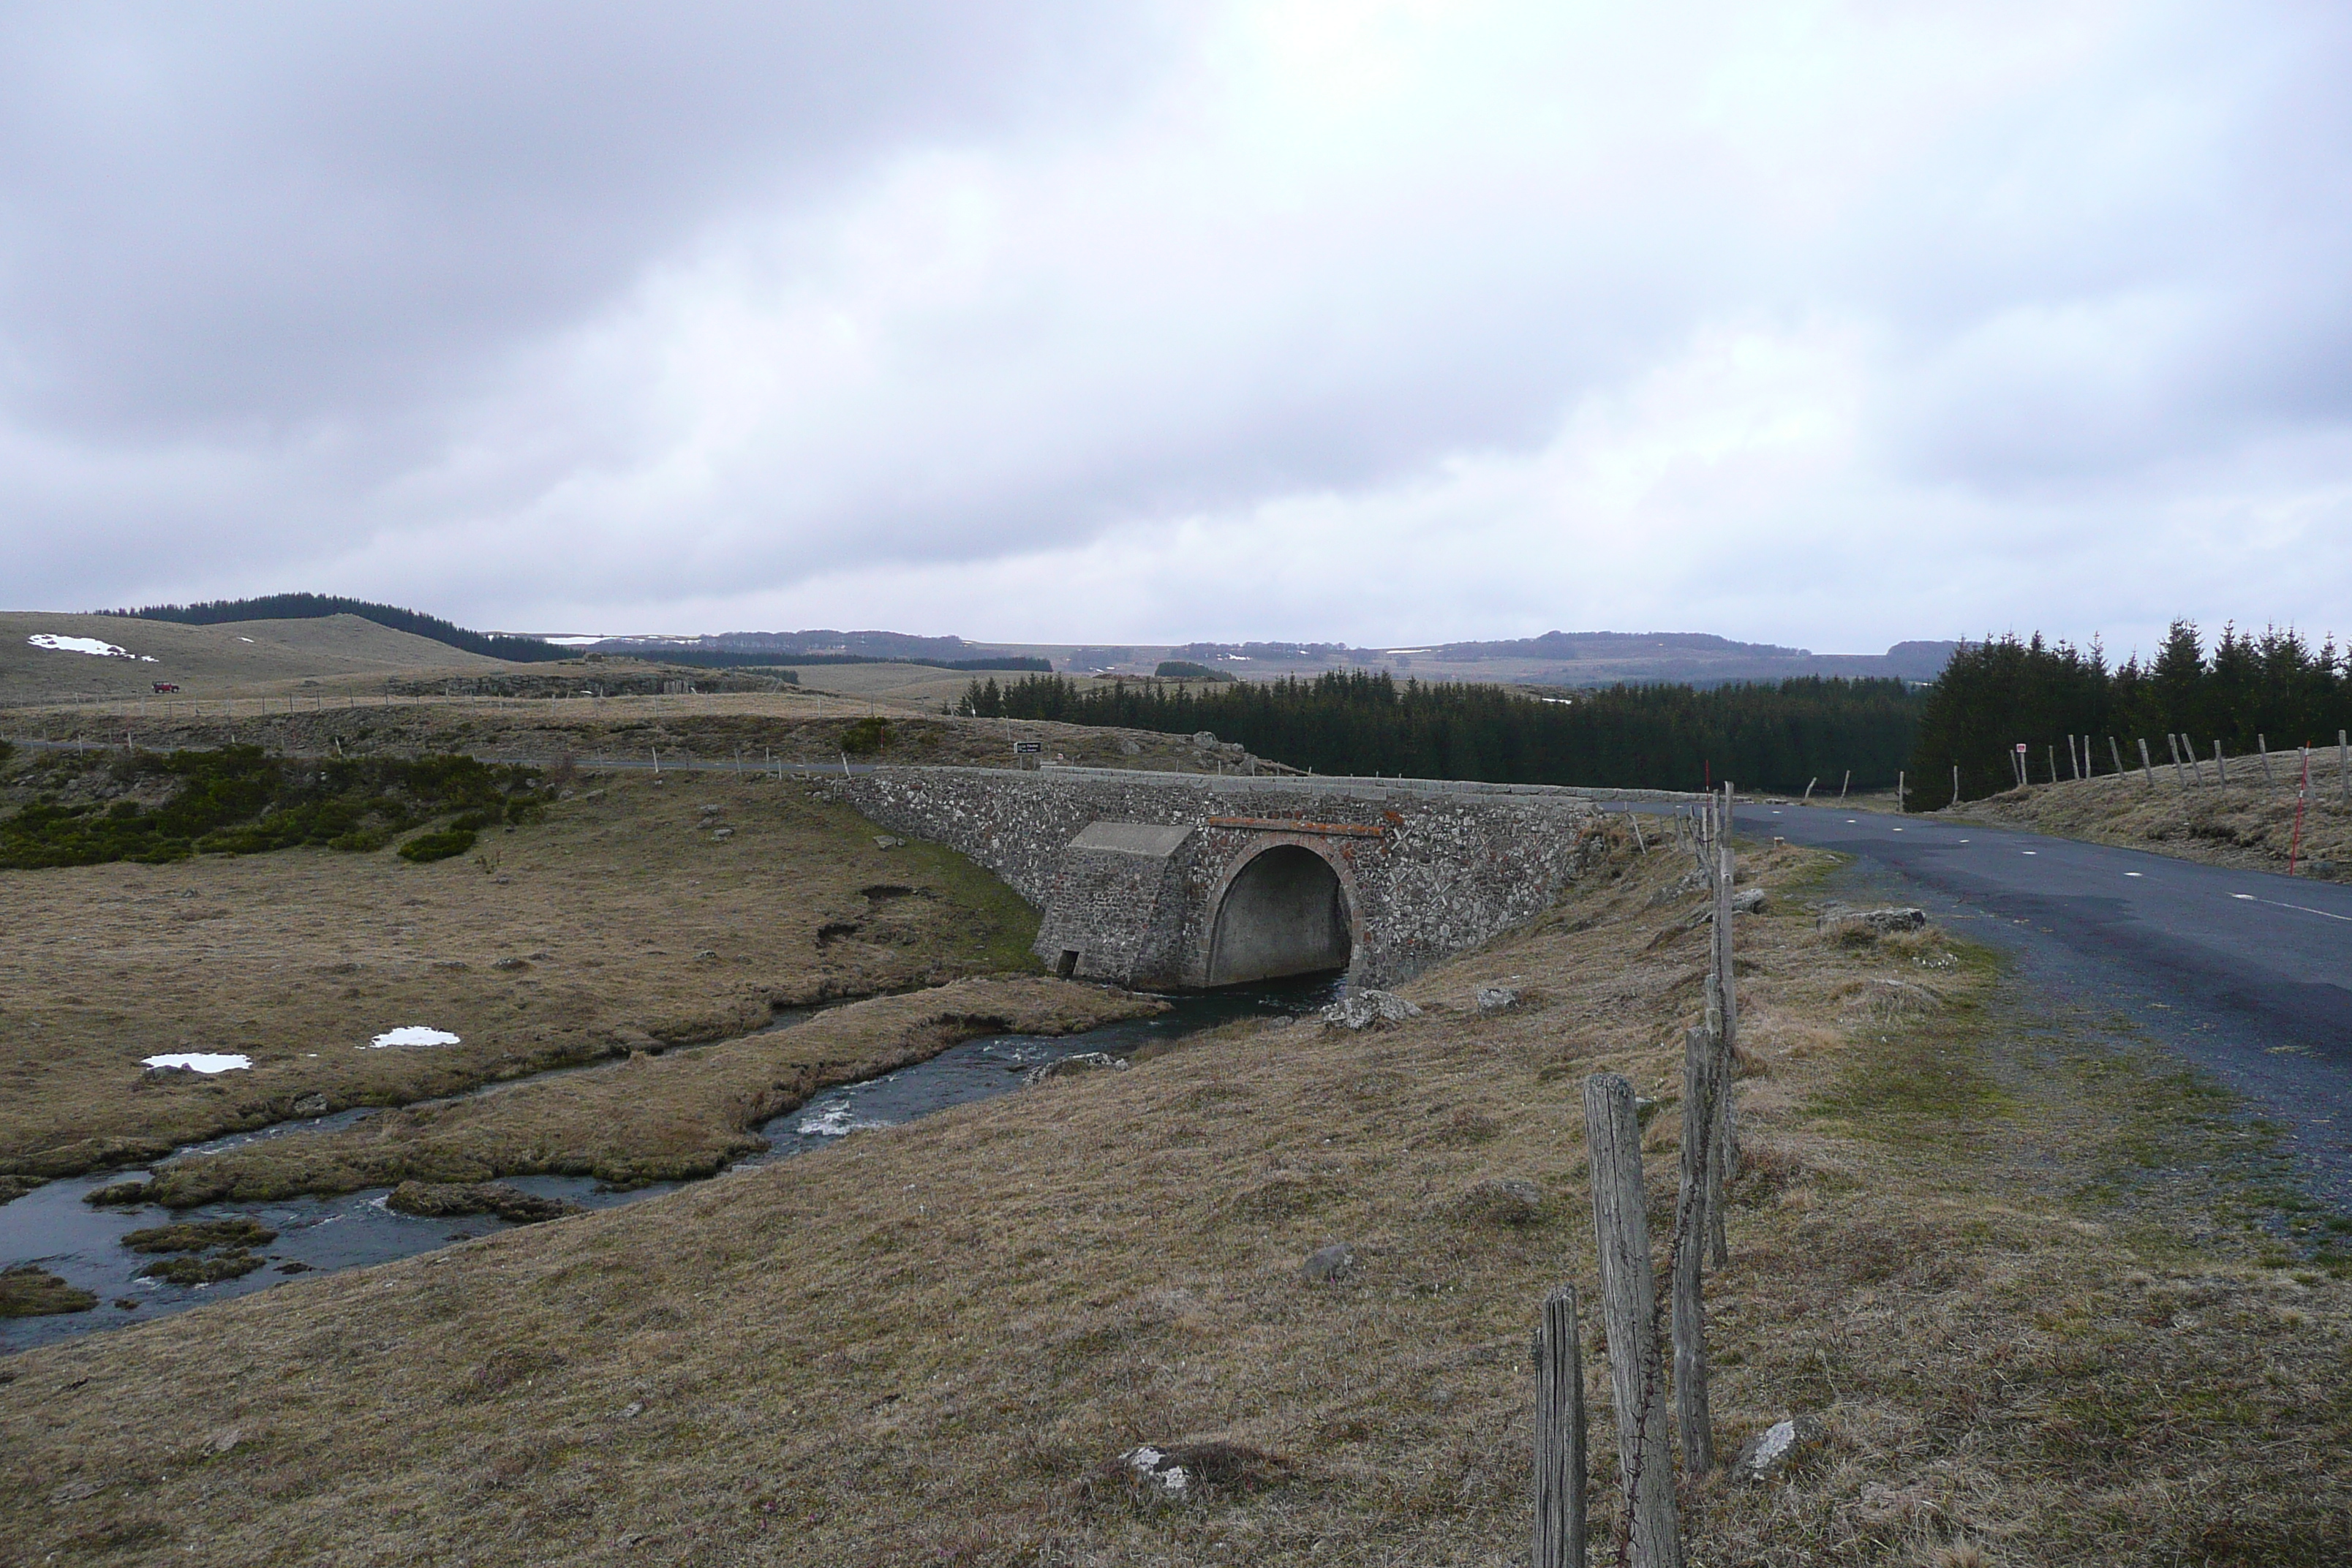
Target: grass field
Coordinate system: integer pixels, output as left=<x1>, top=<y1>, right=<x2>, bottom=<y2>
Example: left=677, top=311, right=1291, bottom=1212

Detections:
left=3, top=831, right=2341, bottom=1565
left=0, top=766, right=1047, bottom=1183
left=0, top=612, right=505, bottom=706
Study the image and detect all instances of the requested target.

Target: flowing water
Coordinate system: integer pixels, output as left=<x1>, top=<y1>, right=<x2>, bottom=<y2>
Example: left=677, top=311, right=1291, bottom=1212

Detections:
left=1, top=974, right=1340, bottom=1354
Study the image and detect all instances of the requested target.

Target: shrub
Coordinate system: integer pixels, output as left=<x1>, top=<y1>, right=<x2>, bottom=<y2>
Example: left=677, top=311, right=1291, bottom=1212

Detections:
left=840, top=716, right=893, bottom=755
left=398, top=827, right=478, bottom=864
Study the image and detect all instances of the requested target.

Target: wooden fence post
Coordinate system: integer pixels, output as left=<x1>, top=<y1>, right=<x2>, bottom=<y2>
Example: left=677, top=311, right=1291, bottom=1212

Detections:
left=2340, top=731, right=2348, bottom=810
left=1839, top=769, right=1850, bottom=803
left=2138, top=736, right=2155, bottom=788
left=1673, top=1025, right=1716, bottom=1477
left=1896, top=770, right=1905, bottom=813
left=1705, top=843, right=1736, bottom=1271
left=1582, top=1074, right=1682, bottom=1568
left=1950, top=764, right=1960, bottom=807
left=2108, top=736, right=2125, bottom=780
left=2215, top=741, right=2229, bottom=788
left=2258, top=736, right=2274, bottom=785
left=1533, top=1284, right=1588, bottom=1568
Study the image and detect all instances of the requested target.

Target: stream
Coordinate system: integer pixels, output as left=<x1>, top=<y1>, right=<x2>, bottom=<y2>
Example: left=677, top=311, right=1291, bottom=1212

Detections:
left=1, top=974, right=1340, bottom=1354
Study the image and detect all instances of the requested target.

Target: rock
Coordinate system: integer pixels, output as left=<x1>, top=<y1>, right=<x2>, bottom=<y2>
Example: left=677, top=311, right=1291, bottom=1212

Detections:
left=1319, top=990, right=1422, bottom=1030
left=289, top=1092, right=330, bottom=1117
left=1817, top=905, right=1928, bottom=935
left=1023, top=1051, right=1130, bottom=1085
left=1191, top=731, right=1218, bottom=747
left=1452, top=1177, right=1545, bottom=1226
left=873, top=835, right=904, bottom=849
left=1646, top=867, right=1712, bottom=907
left=385, top=1181, right=584, bottom=1224
left=1120, top=739, right=1143, bottom=756
left=1729, top=1414, right=1824, bottom=1484
left=1301, top=1243, right=1357, bottom=1282
left=1474, top=984, right=1520, bottom=1014
left=712, top=826, right=735, bottom=840
left=208, top=1427, right=244, bottom=1456
left=1730, top=886, right=1767, bottom=914
left=1104, top=1441, right=1291, bottom=1504
left=491, top=957, right=530, bottom=971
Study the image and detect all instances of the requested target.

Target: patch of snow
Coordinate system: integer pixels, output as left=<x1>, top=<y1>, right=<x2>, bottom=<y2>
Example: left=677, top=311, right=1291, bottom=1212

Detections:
left=541, top=636, right=611, bottom=646
left=367, top=1025, right=461, bottom=1049
left=28, top=634, right=155, bottom=662
left=796, top=1101, right=890, bottom=1138
left=142, top=1052, right=251, bottom=1074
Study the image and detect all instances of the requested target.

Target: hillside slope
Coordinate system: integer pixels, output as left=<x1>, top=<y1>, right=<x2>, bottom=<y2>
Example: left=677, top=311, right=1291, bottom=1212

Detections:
left=0, top=612, right=508, bottom=703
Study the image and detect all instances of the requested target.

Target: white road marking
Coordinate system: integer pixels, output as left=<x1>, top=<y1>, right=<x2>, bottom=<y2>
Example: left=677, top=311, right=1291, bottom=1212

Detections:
left=2022, top=851, right=2037, bottom=856
left=2234, top=893, right=2352, bottom=924
left=2125, top=872, right=2144, bottom=878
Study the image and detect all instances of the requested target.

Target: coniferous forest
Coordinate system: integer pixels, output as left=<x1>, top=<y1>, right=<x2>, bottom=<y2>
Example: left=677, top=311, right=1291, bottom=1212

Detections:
left=1907, top=622, right=2352, bottom=802
left=961, top=670, right=1923, bottom=793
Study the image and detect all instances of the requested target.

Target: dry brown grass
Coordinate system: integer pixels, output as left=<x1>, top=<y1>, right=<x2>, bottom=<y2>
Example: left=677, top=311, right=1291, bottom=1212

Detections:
left=1948, top=761, right=2352, bottom=877
left=0, top=768, right=1043, bottom=1180
left=1, top=833, right=2345, bottom=1565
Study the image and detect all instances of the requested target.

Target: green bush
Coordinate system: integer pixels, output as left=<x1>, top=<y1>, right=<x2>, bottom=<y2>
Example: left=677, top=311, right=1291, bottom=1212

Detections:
left=840, top=716, right=893, bottom=755
left=1153, top=660, right=1235, bottom=681
left=397, top=827, right=479, bottom=864
left=0, top=746, right=542, bottom=870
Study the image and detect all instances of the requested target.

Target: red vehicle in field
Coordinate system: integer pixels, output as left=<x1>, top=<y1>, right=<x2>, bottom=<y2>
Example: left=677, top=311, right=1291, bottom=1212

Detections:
left=151, top=682, right=180, bottom=693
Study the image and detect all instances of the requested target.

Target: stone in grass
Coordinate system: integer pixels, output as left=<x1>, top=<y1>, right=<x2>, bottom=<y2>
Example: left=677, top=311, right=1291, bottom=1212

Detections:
left=1095, top=1441, right=1295, bottom=1506
left=1022, top=1051, right=1130, bottom=1085
left=1817, top=905, right=1927, bottom=936
left=1301, top=1243, right=1357, bottom=1283
left=1474, top=984, right=1521, bottom=1014
left=1320, top=990, right=1422, bottom=1031
left=1452, top=1177, right=1545, bottom=1226
left=873, top=835, right=905, bottom=849
left=386, top=1181, right=584, bottom=1224
left=1730, top=1414, right=1824, bottom=1485
left=0, top=1266, right=97, bottom=1318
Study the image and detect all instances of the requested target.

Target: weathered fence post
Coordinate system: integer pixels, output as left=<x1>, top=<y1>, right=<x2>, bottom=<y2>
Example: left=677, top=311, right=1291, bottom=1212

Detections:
left=1673, top=1025, right=1716, bottom=1477
left=2258, top=736, right=2274, bottom=785
left=1839, top=769, right=1850, bottom=803
left=2138, top=737, right=2155, bottom=788
left=1895, top=770, right=1905, bottom=812
left=1583, top=1074, right=1682, bottom=1568
left=2215, top=742, right=2229, bottom=788
left=1950, top=764, right=1960, bottom=807
left=1803, top=777, right=1815, bottom=802
left=2339, top=731, right=2348, bottom=810
left=1533, top=1284, right=1588, bottom=1568
left=1705, top=841, right=1736, bottom=1271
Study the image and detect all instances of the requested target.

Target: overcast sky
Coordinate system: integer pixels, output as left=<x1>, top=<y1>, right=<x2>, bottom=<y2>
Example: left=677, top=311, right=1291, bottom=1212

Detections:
left=6, top=2, right=2350, bottom=656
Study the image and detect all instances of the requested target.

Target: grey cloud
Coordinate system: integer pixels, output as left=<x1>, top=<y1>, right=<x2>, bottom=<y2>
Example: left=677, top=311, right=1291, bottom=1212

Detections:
left=0, top=3, right=1153, bottom=437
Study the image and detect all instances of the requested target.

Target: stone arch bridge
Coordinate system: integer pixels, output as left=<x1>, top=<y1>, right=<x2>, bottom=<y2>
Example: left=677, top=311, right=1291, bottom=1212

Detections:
left=825, top=766, right=1686, bottom=990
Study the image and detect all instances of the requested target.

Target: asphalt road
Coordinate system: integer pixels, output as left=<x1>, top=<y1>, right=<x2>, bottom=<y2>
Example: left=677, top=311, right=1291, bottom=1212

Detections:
left=1714, top=801, right=2352, bottom=1207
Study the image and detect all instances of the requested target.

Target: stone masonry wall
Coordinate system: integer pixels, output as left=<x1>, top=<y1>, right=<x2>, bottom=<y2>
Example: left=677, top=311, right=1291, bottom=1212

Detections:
left=824, top=765, right=1618, bottom=987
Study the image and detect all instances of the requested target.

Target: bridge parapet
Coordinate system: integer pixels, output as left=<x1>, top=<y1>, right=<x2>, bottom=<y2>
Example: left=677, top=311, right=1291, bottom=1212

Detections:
left=826, top=765, right=1658, bottom=989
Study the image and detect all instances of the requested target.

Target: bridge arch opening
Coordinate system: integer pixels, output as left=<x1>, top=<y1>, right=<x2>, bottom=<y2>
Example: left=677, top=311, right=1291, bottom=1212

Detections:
left=1206, top=844, right=1352, bottom=986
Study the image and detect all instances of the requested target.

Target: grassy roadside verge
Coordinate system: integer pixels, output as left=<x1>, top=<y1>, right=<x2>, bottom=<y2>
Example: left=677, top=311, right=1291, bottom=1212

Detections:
left=1942, top=766, right=2352, bottom=878
left=1, top=832, right=2345, bottom=1564
left=130, top=976, right=1166, bottom=1205
left=0, top=769, right=1044, bottom=1186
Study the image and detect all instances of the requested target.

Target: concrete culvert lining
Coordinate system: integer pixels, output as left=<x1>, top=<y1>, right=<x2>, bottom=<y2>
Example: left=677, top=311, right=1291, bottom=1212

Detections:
left=1207, top=844, right=1351, bottom=984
